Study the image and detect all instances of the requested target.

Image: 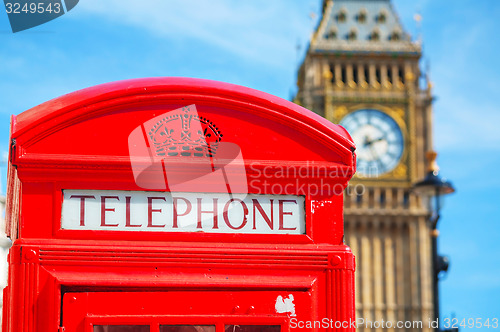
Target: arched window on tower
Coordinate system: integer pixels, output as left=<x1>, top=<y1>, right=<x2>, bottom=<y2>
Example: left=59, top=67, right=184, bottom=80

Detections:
left=369, top=29, right=380, bottom=41
left=376, top=10, right=387, bottom=24
left=329, top=65, right=336, bottom=84
left=353, top=65, right=359, bottom=85
left=337, top=8, right=347, bottom=23
left=325, top=27, right=337, bottom=40
left=387, top=66, right=393, bottom=85
left=341, top=65, right=347, bottom=85
left=403, top=191, right=410, bottom=208
left=364, top=66, right=370, bottom=85
left=398, top=67, right=405, bottom=84
left=347, top=29, right=357, bottom=41
left=356, top=192, right=362, bottom=206
left=379, top=190, right=386, bottom=208
left=390, top=31, right=401, bottom=41
left=375, top=66, right=381, bottom=85
left=356, top=8, right=367, bottom=23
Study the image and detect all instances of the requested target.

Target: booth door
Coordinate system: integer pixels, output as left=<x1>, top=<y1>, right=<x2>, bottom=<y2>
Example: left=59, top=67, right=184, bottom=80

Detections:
left=62, top=291, right=312, bottom=332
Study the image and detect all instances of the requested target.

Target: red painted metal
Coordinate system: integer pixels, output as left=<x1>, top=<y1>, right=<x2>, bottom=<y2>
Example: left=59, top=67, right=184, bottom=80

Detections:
left=3, top=78, right=356, bottom=332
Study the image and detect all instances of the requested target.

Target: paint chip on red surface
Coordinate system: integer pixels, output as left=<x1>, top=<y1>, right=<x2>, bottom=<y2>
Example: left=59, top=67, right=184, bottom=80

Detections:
left=275, top=294, right=296, bottom=316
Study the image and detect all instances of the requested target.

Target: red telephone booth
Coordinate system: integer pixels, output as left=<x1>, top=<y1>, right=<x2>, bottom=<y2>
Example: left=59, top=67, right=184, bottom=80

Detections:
left=3, top=78, right=356, bottom=332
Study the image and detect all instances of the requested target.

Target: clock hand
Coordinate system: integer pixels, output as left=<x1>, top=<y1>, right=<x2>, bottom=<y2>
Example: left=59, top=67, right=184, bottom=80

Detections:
left=365, top=136, right=385, bottom=146
left=363, top=136, right=371, bottom=147
left=369, top=144, right=385, bottom=174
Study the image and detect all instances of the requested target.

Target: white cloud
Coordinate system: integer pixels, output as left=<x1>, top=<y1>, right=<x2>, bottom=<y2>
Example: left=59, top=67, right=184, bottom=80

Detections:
left=434, top=99, right=500, bottom=152
left=425, top=12, right=500, bottom=152
left=74, top=0, right=316, bottom=69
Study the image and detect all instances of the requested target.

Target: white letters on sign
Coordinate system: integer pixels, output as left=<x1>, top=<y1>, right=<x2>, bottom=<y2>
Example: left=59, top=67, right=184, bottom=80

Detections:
left=61, top=190, right=305, bottom=234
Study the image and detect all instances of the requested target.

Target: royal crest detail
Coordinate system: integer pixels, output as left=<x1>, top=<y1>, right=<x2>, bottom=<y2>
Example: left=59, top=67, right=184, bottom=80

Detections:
left=147, top=105, right=223, bottom=158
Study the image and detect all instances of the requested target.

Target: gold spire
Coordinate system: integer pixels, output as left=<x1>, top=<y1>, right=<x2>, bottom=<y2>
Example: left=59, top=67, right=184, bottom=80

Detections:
left=426, top=150, right=439, bottom=173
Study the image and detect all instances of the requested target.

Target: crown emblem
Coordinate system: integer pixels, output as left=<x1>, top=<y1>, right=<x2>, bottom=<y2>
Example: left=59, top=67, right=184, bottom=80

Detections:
left=147, top=105, right=223, bottom=158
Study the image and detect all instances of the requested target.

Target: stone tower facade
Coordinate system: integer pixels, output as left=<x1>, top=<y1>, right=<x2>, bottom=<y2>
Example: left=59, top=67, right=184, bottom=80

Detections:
left=296, top=1, right=435, bottom=331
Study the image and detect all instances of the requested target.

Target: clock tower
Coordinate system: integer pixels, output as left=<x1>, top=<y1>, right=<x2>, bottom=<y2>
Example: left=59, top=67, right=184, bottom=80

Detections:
left=296, top=0, right=434, bottom=331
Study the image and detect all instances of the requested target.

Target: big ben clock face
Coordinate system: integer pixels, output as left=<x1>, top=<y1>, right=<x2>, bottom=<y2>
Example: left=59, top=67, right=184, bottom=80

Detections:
left=340, top=109, right=404, bottom=178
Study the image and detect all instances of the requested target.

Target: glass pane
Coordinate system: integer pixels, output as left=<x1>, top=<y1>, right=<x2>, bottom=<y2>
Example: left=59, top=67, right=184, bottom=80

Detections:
left=93, top=326, right=149, bottom=332
left=225, top=326, right=280, bottom=332
left=160, top=326, right=216, bottom=332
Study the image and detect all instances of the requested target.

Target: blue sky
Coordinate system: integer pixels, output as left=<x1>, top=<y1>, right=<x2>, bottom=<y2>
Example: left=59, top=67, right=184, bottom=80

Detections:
left=1, top=0, right=499, bottom=326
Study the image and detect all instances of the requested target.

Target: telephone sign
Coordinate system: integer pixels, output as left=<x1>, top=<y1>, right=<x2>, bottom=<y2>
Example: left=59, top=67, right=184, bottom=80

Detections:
left=61, top=190, right=305, bottom=234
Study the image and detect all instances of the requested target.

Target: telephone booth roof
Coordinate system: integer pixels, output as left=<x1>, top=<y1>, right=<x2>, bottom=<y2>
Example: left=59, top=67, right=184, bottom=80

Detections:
left=10, top=77, right=356, bottom=173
